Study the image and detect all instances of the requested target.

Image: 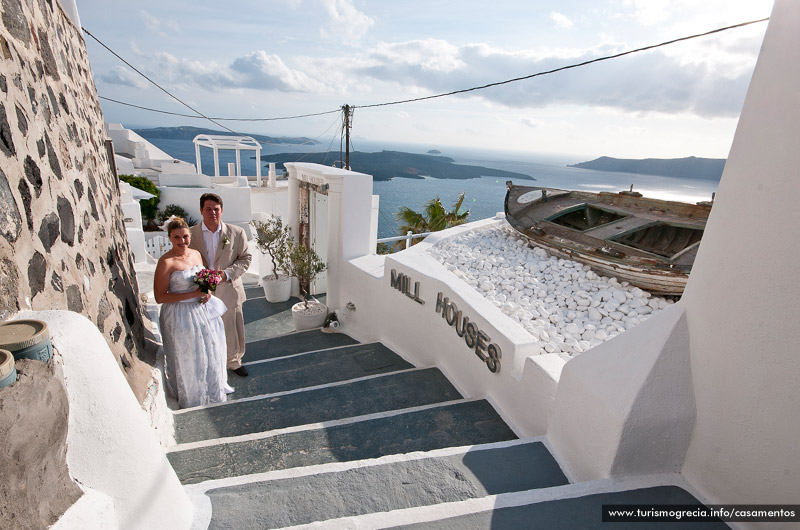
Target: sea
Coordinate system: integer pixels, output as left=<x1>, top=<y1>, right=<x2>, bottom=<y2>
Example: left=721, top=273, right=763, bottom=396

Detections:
left=144, top=137, right=720, bottom=239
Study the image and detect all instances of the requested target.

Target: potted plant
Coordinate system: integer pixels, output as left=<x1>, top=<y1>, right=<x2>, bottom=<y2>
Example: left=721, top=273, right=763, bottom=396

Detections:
left=282, top=239, right=328, bottom=330
left=251, top=217, right=292, bottom=302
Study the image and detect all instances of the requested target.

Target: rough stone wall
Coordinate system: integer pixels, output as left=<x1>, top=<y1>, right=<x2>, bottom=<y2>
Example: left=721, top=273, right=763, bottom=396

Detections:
left=0, top=357, right=82, bottom=529
left=0, top=0, right=152, bottom=400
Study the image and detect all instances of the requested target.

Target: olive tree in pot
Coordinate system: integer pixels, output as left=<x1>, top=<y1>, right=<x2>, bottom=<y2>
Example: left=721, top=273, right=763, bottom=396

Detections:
left=283, top=239, right=328, bottom=330
left=251, top=217, right=292, bottom=303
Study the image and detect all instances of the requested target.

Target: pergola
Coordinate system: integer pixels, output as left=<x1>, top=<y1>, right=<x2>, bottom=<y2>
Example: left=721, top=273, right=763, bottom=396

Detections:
left=192, top=134, right=263, bottom=185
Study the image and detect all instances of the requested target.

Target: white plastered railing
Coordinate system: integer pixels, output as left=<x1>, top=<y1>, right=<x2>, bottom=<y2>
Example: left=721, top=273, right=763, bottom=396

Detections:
left=376, top=231, right=432, bottom=251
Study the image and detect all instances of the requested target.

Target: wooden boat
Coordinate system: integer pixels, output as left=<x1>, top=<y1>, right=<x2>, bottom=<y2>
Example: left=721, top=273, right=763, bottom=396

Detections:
left=504, top=183, right=712, bottom=296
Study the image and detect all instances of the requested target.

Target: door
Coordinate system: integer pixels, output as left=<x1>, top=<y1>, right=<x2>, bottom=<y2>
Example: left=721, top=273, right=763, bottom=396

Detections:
left=309, top=189, right=328, bottom=294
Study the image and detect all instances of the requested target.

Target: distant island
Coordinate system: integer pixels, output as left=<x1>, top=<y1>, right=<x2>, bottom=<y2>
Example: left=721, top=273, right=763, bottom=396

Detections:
left=134, top=126, right=319, bottom=146
left=569, top=156, right=725, bottom=180
left=427, top=149, right=442, bottom=155
left=260, top=150, right=535, bottom=182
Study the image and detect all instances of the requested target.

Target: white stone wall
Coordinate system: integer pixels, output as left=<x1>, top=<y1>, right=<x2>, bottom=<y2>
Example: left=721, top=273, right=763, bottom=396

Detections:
left=679, top=0, right=800, bottom=520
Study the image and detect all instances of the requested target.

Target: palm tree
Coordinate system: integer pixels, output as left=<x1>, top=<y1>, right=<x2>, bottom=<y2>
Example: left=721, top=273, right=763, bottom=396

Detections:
left=394, top=192, right=470, bottom=248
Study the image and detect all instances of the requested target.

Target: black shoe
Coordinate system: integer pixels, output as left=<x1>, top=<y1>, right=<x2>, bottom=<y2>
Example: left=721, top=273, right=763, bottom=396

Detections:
left=232, top=366, right=249, bottom=377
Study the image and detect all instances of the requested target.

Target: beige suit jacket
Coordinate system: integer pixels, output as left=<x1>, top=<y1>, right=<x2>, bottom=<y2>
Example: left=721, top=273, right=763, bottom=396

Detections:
left=189, top=222, right=252, bottom=311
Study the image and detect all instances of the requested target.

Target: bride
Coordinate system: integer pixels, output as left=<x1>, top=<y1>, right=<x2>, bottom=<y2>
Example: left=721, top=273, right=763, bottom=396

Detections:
left=154, top=217, right=229, bottom=408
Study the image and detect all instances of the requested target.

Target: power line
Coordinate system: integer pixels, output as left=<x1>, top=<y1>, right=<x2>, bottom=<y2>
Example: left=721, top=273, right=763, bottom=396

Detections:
left=353, top=17, right=769, bottom=110
left=83, top=26, right=239, bottom=134
left=98, top=95, right=341, bottom=122
left=292, top=113, right=344, bottom=163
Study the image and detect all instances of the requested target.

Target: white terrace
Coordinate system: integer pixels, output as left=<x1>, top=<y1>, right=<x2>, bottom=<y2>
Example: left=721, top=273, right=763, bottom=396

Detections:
left=52, top=4, right=800, bottom=526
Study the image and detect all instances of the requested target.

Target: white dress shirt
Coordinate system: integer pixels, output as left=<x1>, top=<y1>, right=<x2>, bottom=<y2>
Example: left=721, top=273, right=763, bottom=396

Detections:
left=201, top=222, right=222, bottom=268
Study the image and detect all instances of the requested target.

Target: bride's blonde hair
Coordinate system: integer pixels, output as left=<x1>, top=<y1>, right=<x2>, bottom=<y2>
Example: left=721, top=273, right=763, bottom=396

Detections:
left=167, top=217, right=189, bottom=235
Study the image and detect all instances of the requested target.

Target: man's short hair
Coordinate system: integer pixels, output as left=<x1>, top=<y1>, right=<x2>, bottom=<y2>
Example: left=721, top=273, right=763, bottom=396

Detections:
left=200, top=192, right=223, bottom=209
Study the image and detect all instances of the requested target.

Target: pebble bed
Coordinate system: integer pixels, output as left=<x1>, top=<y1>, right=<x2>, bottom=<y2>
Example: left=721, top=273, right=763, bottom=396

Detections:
left=427, top=223, right=673, bottom=360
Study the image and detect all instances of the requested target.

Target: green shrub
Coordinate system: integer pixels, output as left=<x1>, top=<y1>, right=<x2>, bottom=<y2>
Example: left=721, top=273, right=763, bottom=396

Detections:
left=119, top=174, right=160, bottom=222
left=158, top=204, right=197, bottom=227
left=282, top=240, right=326, bottom=308
left=251, top=217, right=291, bottom=280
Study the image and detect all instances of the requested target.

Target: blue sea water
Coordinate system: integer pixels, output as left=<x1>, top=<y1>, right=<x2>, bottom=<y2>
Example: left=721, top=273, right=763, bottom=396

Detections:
left=144, top=137, right=719, bottom=239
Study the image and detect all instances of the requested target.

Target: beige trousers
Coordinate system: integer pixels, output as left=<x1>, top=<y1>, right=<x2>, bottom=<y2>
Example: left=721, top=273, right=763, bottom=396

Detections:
left=221, top=304, right=245, bottom=369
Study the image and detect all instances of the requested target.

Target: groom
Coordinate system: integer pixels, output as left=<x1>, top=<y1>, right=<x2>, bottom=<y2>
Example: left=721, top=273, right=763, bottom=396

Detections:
left=190, top=193, right=253, bottom=376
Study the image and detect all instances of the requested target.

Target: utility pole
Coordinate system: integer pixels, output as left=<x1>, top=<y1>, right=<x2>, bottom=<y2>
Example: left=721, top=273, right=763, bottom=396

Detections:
left=342, top=104, right=352, bottom=170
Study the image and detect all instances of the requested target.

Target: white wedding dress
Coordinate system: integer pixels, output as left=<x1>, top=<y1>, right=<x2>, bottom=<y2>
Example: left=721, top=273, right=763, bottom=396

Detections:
left=160, top=265, right=227, bottom=408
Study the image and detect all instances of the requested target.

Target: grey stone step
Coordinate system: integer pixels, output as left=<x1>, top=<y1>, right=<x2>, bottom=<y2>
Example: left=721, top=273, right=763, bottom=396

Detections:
left=226, top=342, right=413, bottom=399
left=168, top=399, right=517, bottom=485
left=175, top=368, right=462, bottom=444
left=242, top=329, right=359, bottom=364
left=242, top=294, right=328, bottom=341
left=389, top=486, right=732, bottom=530
left=244, top=286, right=265, bottom=300
left=205, top=441, right=568, bottom=529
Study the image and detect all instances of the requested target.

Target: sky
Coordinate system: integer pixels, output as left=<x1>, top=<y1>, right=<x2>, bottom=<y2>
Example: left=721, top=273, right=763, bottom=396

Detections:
left=76, top=0, right=774, bottom=162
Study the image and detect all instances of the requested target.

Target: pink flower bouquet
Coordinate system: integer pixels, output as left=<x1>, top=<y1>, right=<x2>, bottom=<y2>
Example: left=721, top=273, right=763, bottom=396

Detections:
left=194, top=268, right=224, bottom=295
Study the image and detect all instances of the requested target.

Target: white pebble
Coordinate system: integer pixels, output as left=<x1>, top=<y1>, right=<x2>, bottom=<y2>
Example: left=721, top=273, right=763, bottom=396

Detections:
left=426, top=224, right=667, bottom=358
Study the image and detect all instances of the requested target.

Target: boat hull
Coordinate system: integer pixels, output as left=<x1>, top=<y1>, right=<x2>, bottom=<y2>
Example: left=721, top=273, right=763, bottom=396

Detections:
left=504, top=185, right=711, bottom=296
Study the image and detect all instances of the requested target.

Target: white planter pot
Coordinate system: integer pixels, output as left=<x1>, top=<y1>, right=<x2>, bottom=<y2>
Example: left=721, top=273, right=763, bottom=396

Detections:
left=262, top=275, right=291, bottom=303
left=291, top=301, right=327, bottom=331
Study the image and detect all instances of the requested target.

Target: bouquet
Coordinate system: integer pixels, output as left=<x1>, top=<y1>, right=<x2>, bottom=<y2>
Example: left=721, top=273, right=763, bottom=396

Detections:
left=194, top=268, right=224, bottom=296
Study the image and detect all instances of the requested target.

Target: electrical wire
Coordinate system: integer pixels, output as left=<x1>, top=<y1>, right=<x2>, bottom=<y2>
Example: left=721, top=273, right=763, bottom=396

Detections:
left=82, top=26, right=241, bottom=134
left=293, top=114, right=344, bottom=164
left=353, top=17, right=769, bottom=110
left=98, top=96, right=341, bottom=122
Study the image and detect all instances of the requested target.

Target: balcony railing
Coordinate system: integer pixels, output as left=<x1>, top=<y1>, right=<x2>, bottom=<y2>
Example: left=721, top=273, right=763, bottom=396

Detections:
left=376, top=230, right=432, bottom=252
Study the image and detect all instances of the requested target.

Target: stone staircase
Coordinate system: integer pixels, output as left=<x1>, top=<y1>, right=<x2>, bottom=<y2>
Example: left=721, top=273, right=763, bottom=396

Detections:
left=166, top=288, right=730, bottom=529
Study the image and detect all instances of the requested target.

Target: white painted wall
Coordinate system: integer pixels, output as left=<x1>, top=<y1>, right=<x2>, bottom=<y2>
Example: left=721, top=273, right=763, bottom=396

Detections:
left=25, top=311, right=193, bottom=530
left=679, top=0, right=800, bottom=519
left=159, top=173, right=212, bottom=188
left=105, top=123, right=174, bottom=163
left=370, top=195, right=380, bottom=255
left=119, top=183, right=147, bottom=263
left=284, top=163, right=373, bottom=309
left=115, top=155, right=135, bottom=175
left=56, top=0, right=80, bottom=27
left=547, top=304, right=695, bottom=481
left=250, top=181, right=290, bottom=280
left=251, top=184, right=289, bottom=223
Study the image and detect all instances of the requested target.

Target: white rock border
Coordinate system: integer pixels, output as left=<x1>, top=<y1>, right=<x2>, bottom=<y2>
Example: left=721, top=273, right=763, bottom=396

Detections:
left=427, top=223, right=672, bottom=361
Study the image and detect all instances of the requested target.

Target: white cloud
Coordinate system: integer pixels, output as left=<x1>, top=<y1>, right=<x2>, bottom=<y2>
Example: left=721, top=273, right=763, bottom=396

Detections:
left=319, top=0, right=375, bottom=41
left=363, top=39, right=466, bottom=74
left=144, top=50, right=325, bottom=93
left=521, top=117, right=544, bottom=129
left=117, top=20, right=760, bottom=120
left=230, top=51, right=324, bottom=91
left=99, top=66, right=149, bottom=88
left=550, top=12, right=574, bottom=30
left=139, top=10, right=181, bottom=36
left=626, top=0, right=672, bottom=26
left=347, top=36, right=755, bottom=118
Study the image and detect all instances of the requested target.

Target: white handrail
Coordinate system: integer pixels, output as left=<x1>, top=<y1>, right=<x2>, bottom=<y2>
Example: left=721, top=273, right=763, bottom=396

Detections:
left=376, top=230, right=432, bottom=250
